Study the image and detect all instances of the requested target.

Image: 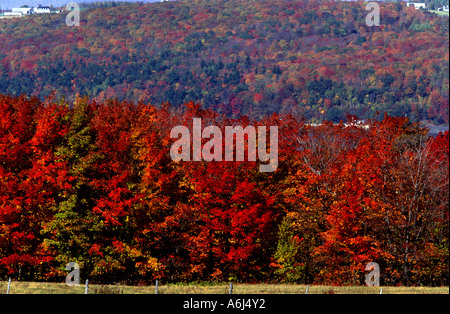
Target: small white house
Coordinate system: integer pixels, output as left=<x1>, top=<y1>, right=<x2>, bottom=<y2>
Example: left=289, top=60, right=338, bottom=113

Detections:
left=34, top=5, right=51, bottom=14
left=406, top=2, right=427, bottom=10
left=12, top=7, right=32, bottom=14
left=4, top=11, right=23, bottom=16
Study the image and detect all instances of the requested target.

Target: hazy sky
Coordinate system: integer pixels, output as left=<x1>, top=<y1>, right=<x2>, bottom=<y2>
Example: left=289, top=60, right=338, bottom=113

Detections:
left=1, top=0, right=160, bottom=10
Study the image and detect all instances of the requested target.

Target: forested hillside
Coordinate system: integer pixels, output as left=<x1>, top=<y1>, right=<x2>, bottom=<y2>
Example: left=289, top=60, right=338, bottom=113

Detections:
left=1, top=0, right=448, bottom=123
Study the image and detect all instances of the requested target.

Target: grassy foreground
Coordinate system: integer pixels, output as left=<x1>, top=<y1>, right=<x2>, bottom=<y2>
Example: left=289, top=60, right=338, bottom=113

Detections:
left=430, top=10, right=450, bottom=16
left=0, top=281, right=448, bottom=294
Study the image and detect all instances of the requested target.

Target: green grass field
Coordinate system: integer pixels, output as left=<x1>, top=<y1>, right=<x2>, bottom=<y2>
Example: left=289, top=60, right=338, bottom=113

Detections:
left=0, top=281, right=448, bottom=294
left=430, top=10, right=450, bottom=16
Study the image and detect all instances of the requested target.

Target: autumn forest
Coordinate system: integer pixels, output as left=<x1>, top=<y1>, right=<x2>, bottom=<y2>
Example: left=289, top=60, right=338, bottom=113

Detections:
left=0, top=0, right=449, bottom=287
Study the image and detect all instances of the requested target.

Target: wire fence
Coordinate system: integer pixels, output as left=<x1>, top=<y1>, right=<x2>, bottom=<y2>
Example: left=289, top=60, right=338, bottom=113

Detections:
left=2, top=278, right=398, bottom=294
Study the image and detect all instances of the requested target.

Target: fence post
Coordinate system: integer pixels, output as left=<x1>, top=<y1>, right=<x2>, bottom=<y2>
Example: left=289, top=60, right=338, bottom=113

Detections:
left=84, top=279, right=89, bottom=294
left=305, top=285, right=309, bottom=294
left=6, top=278, right=11, bottom=294
left=229, top=282, right=233, bottom=294
left=155, top=280, right=159, bottom=294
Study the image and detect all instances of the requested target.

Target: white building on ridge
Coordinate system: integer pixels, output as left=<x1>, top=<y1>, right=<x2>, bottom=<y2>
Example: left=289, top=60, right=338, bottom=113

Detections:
left=12, top=7, right=32, bottom=14
left=406, top=2, right=427, bottom=10
left=4, top=4, right=56, bottom=16
left=34, top=4, right=51, bottom=13
left=4, top=11, right=23, bottom=16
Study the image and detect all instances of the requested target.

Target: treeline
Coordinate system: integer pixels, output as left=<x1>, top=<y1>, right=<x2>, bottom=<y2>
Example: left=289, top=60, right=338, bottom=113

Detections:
left=422, top=0, right=449, bottom=10
left=0, top=0, right=448, bottom=123
left=0, top=94, right=448, bottom=286
left=78, top=1, right=147, bottom=9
